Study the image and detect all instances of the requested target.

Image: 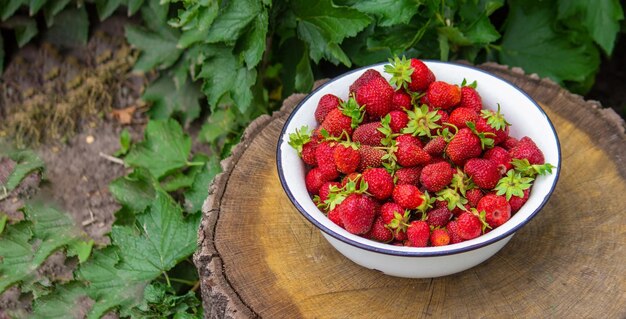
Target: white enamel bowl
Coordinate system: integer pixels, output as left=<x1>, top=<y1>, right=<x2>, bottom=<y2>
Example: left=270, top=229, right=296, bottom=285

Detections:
left=276, top=61, right=561, bottom=278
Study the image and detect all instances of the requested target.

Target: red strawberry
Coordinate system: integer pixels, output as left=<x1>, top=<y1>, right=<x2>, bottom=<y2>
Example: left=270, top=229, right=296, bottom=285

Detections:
left=509, top=136, right=545, bottom=165
left=315, top=94, right=342, bottom=124
left=407, top=59, right=436, bottom=92
left=477, top=194, right=511, bottom=228
left=426, top=206, right=452, bottom=227
left=392, top=184, right=424, bottom=210
left=395, top=230, right=408, bottom=241
left=341, top=173, right=362, bottom=187
left=364, top=216, right=393, bottom=242
left=430, top=228, right=451, bottom=246
left=380, top=202, right=405, bottom=225
left=301, top=141, right=318, bottom=166
left=395, top=167, right=422, bottom=185
left=459, top=86, right=482, bottom=113
left=352, top=122, right=384, bottom=146
left=355, top=71, right=394, bottom=118
left=456, top=211, right=482, bottom=240
left=424, top=136, right=447, bottom=156
left=483, top=146, right=512, bottom=175
left=392, top=90, right=412, bottom=111
left=503, top=136, right=519, bottom=150
left=358, top=145, right=385, bottom=171
left=448, top=107, right=478, bottom=129
left=395, top=135, right=430, bottom=167
left=475, top=116, right=509, bottom=145
left=315, top=142, right=338, bottom=179
left=509, top=188, right=530, bottom=213
left=320, top=108, right=353, bottom=137
left=464, top=158, right=500, bottom=190
left=406, top=220, right=430, bottom=247
left=350, top=69, right=380, bottom=94
left=305, top=168, right=331, bottom=195
left=446, top=220, right=465, bottom=244
left=388, top=110, right=409, bottom=133
left=445, top=128, right=483, bottom=166
left=466, top=188, right=484, bottom=208
left=362, top=168, right=394, bottom=200
left=420, top=162, right=454, bottom=192
left=333, top=144, right=360, bottom=174
left=338, top=194, right=378, bottom=234
left=328, top=208, right=344, bottom=227
left=426, top=81, right=461, bottom=110
left=319, top=181, right=340, bottom=203
left=451, top=203, right=471, bottom=217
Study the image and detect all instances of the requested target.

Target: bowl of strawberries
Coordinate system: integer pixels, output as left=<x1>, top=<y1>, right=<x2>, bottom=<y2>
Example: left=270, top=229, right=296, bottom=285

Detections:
left=277, top=57, right=560, bottom=278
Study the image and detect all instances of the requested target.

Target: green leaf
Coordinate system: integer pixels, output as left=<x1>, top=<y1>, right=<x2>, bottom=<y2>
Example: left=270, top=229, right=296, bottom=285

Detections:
left=464, top=15, right=500, bottom=44
left=0, top=222, right=33, bottom=293
left=126, top=25, right=182, bottom=71
left=111, top=190, right=201, bottom=280
left=77, top=247, right=148, bottom=318
left=2, top=149, right=45, bottom=192
left=353, top=0, right=418, bottom=27
left=199, top=108, right=238, bottom=144
left=557, top=0, right=624, bottom=54
left=1, top=0, right=26, bottom=21
left=114, top=128, right=131, bottom=157
left=184, top=156, right=221, bottom=213
left=29, top=0, right=47, bottom=15
left=293, top=0, right=370, bottom=65
left=32, top=282, right=88, bottom=319
left=95, top=0, right=123, bottom=20
left=127, top=0, right=145, bottom=16
left=109, top=169, right=157, bottom=213
left=0, top=214, right=6, bottom=235
left=140, top=0, right=169, bottom=31
left=205, top=0, right=262, bottom=44
left=44, top=5, right=89, bottom=46
left=161, top=154, right=209, bottom=193
left=241, top=8, right=269, bottom=69
left=500, top=1, right=600, bottom=85
left=142, top=75, right=202, bottom=126
left=43, top=0, right=71, bottom=27
left=295, top=47, right=314, bottom=92
left=6, top=17, right=38, bottom=47
left=124, top=119, right=192, bottom=179
left=67, top=240, right=94, bottom=263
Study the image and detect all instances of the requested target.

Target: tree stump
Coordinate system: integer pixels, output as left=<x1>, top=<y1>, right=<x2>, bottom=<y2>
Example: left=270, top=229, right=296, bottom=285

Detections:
left=194, top=63, right=626, bottom=318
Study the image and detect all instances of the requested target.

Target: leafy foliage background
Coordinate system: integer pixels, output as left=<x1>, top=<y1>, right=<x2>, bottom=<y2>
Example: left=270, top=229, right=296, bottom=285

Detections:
left=0, top=0, right=624, bottom=317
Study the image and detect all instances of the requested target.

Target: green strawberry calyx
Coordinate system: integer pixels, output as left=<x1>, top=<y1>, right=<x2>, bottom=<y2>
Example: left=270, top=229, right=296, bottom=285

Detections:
left=511, top=159, right=556, bottom=178
left=384, top=55, right=413, bottom=90
left=318, top=177, right=368, bottom=212
left=470, top=208, right=492, bottom=233
left=461, top=78, right=478, bottom=89
left=385, top=210, right=411, bottom=234
left=416, top=191, right=436, bottom=213
left=339, top=95, right=365, bottom=129
left=466, top=121, right=495, bottom=149
left=402, top=104, right=441, bottom=138
left=481, top=103, right=510, bottom=131
left=288, top=125, right=312, bottom=156
left=494, top=170, right=533, bottom=200
left=436, top=187, right=469, bottom=211
left=449, top=168, right=474, bottom=196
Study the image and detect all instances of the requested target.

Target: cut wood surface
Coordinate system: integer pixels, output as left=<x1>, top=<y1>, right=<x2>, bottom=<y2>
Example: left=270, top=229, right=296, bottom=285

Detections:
left=194, top=63, right=626, bottom=319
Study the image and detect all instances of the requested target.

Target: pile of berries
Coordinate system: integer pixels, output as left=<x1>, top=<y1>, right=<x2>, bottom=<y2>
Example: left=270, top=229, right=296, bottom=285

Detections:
left=288, top=57, right=554, bottom=247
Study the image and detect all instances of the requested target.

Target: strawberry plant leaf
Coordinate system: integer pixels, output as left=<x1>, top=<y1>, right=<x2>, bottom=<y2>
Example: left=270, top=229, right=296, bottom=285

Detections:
left=114, top=128, right=131, bottom=157
left=31, top=282, right=88, bottom=319
left=353, top=0, right=417, bottom=27
left=0, top=0, right=25, bottom=21
left=500, top=1, right=600, bottom=87
left=0, top=222, right=33, bottom=293
left=44, top=6, right=89, bottom=46
left=124, top=119, right=192, bottom=179
left=42, top=0, right=71, bottom=27
left=95, top=0, right=123, bottom=20
left=162, top=153, right=209, bottom=193
left=127, top=0, right=145, bottom=16
left=0, top=214, right=7, bottom=235
left=2, top=149, right=45, bottom=192
left=29, top=0, right=47, bottom=15
left=142, top=75, right=202, bottom=126
left=126, top=24, right=182, bottom=71
left=241, top=8, right=269, bottom=69
left=184, top=155, right=221, bottom=214
left=295, top=48, right=314, bottom=92
left=199, top=107, right=239, bottom=145
left=109, top=169, right=157, bottom=213
left=204, top=0, right=263, bottom=44
left=6, top=17, right=38, bottom=47
left=557, top=0, right=624, bottom=54
left=292, top=0, right=370, bottom=65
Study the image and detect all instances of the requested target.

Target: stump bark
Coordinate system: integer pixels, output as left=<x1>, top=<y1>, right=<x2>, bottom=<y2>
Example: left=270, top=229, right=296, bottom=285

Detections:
left=193, top=63, right=626, bottom=318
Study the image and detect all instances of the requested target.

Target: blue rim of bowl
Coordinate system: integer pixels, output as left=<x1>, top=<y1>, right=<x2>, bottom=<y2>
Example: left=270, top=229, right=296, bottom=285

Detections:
left=276, top=61, right=561, bottom=257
